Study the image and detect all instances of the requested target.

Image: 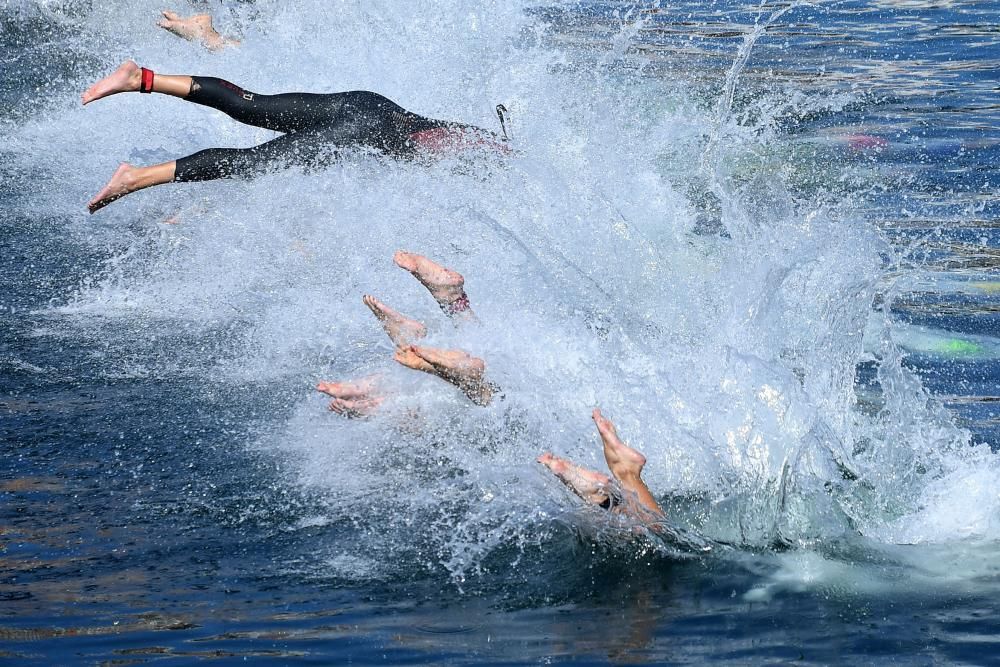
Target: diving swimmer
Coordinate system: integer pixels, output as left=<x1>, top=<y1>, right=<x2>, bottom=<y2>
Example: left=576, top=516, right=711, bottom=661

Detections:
left=394, top=344, right=496, bottom=407
left=83, top=61, right=509, bottom=213
left=539, top=409, right=665, bottom=523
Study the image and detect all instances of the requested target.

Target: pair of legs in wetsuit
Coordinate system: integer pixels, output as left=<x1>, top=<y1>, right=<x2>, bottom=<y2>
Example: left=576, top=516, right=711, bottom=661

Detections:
left=83, top=60, right=502, bottom=212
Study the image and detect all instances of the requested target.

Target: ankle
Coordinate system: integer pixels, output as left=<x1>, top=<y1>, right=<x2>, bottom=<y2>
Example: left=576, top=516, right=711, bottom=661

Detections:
left=119, top=166, right=141, bottom=191
left=128, top=68, right=143, bottom=92
left=613, top=469, right=643, bottom=484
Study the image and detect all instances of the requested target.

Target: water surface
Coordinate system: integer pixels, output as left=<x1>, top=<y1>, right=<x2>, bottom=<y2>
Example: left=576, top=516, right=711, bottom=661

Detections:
left=2, top=0, right=999, bottom=663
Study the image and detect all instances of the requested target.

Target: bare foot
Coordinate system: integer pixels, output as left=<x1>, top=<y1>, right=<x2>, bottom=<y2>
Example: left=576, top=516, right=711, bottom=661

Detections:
left=316, top=376, right=380, bottom=400
left=88, top=163, right=136, bottom=213
left=158, top=11, right=213, bottom=41
left=329, top=396, right=383, bottom=418
left=538, top=452, right=611, bottom=506
left=392, top=346, right=436, bottom=374
left=363, top=295, right=427, bottom=346
left=317, top=376, right=383, bottom=417
left=394, top=344, right=493, bottom=405
left=82, top=60, right=140, bottom=105
left=592, top=408, right=664, bottom=518
left=157, top=11, right=233, bottom=50
left=592, top=408, right=646, bottom=481
left=393, top=251, right=472, bottom=316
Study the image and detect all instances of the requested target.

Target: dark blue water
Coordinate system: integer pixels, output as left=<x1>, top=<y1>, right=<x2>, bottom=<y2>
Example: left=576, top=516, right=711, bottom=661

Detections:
left=3, top=1, right=999, bottom=664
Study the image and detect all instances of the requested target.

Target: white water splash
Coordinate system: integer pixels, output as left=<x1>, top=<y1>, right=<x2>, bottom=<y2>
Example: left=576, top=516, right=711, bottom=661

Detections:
left=8, top=0, right=998, bottom=583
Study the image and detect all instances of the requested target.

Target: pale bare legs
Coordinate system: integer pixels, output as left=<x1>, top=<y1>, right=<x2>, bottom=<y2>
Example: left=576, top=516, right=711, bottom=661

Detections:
left=592, top=409, right=663, bottom=517
left=82, top=61, right=196, bottom=213
left=158, top=11, right=239, bottom=51
left=539, top=409, right=665, bottom=521
left=82, top=60, right=193, bottom=105
left=380, top=253, right=492, bottom=404
left=314, top=342, right=491, bottom=415
left=87, top=162, right=177, bottom=214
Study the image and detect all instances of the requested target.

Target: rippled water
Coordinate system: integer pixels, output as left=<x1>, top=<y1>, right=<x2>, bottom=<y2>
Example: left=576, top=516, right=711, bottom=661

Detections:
left=2, top=0, right=998, bottom=663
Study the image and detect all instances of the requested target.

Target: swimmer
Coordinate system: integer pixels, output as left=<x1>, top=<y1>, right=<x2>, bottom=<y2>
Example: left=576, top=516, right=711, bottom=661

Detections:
left=316, top=376, right=384, bottom=417
left=157, top=11, right=239, bottom=51
left=394, top=251, right=476, bottom=321
left=539, top=409, right=664, bottom=522
left=82, top=61, right=509, bottom=213
left=394, top=344, right=496, bottom=406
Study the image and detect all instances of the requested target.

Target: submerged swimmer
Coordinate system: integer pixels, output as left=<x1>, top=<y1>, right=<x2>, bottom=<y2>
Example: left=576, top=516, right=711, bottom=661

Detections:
left=539, top=409, right=665, bottom=524
left=317, top=252, right=494, bottom=413
left=362, top=250, right=477, bottom=347
left=82, top=61, right=509, bottom=213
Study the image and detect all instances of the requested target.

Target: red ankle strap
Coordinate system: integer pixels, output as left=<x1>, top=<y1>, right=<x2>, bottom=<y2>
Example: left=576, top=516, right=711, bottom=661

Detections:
left=140, top=67, right=155, bottom=93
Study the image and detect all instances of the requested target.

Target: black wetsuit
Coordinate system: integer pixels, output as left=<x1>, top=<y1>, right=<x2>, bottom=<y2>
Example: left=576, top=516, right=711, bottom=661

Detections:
left=172, top=77, right=466, bottom=182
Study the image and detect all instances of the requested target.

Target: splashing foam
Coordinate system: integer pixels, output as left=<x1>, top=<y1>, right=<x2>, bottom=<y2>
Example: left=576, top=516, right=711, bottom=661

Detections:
left=11, top=0, right=999, bottom=581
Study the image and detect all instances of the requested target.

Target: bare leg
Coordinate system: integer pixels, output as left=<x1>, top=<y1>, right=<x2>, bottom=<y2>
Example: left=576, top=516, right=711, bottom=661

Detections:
left=158, top=11, right=240, bottom=51
left=82, top=60, right=193, bottom=105
left=82, top=62, right=204, bottom=213
left=363, top=295, right=427, bottom=346
left=592, top=409, right=664, bottom=518
left=393, top=344, right=494, bottom=406
left=538, top=453, right=611, bottom=506
left=393, top=251, right=476, bottom=321
left=88, top=162, right=176, bottom=214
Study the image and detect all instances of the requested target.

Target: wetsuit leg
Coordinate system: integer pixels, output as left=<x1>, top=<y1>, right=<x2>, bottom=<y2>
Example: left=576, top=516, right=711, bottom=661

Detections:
left=173, top=127, right=336, bottom=182
left=185, top=76, right=347, bottom=133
